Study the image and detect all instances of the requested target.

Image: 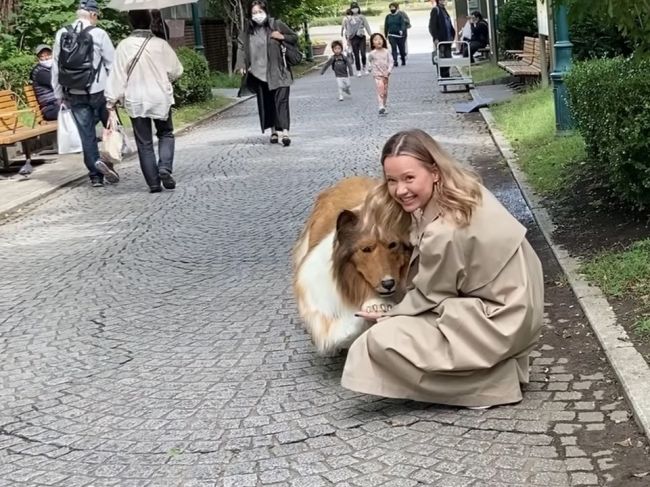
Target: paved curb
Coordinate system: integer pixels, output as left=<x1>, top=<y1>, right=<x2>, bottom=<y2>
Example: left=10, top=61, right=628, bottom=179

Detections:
left=476, top=99, right=650, bottom=441
left=0, top=95, right=255, bottom=219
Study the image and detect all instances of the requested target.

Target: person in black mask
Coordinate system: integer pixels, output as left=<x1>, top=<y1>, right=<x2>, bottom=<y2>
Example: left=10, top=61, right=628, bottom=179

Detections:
left=385, top=2, right=407, bottom=67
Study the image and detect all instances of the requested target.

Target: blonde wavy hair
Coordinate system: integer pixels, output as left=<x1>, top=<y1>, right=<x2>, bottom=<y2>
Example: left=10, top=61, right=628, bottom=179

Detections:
left=365, top=129, right=483, bottom=233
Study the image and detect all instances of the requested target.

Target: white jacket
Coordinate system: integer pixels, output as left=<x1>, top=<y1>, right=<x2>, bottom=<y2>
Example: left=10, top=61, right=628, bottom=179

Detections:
left=105, top=31, right=184, bottom=120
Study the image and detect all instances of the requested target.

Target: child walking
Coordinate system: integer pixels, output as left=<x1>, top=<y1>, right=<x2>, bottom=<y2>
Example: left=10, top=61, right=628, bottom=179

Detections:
left=367, top=33, right=392, bottom=115
left=320, top=40, right=355, bottom=101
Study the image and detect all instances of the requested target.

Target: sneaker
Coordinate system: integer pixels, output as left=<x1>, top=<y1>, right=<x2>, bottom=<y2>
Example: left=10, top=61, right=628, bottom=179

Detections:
left=357, top=72, right=362, bottom=78
left=95, top=160, right=120, bottom=184
left=90, top=176, right=104, bottom=187
left=160, top=171, right=176, bottom=190
left=379, top=107, right=386, bottom=115
left=338, top=95, right=344, bottom=101
left=149, top=185, right=162, bottom=193
left=363, top=68, right=369, bottom=75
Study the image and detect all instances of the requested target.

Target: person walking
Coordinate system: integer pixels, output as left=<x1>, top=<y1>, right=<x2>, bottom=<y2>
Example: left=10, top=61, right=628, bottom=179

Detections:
left=51, top=0, right=117, bottom=187
left=105, top=9, right=183, bottom=193
left=429, top=0, right=455, bottom=78
left=235, top=0, right=298, bottom=146
left=320, top=40, right=354, bottom=101
left=30, top=44, right=60, bottom=121
left=384, top=2, right=407, bottom=67
left=395, top=3, right=411, bottom=59
left=344, top=2, right=373, bottom=77
left=367, top=33, right=393, bottom=115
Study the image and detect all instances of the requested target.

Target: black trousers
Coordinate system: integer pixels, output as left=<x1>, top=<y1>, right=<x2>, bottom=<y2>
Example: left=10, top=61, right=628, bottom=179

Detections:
left=248, top=74, right=290, bottom=132
left=438, top=43, right=452, bottom=78
left=349, top=35, right=367, bottom=71
left=388, top=36, right=406, bottom=64
left=130, top=111, right=175, bottom=188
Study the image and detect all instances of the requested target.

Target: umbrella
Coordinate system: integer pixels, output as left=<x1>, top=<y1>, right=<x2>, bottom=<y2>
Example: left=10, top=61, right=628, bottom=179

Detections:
left=107, top=0, right=198, bottom=11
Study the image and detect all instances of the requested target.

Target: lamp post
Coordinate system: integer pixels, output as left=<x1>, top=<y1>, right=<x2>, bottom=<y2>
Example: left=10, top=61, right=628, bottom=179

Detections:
left=303, top=20, right=314, bottom=62
left=191, top=2, right=205, bottom=56
left=550, top=0, right=574, bottom=134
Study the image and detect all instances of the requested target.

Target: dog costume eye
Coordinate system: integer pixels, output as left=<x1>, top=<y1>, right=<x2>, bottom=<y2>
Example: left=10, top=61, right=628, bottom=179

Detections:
left=388, top=242, right=398, bottom=250
left=361, top=246, right=372, bottom=253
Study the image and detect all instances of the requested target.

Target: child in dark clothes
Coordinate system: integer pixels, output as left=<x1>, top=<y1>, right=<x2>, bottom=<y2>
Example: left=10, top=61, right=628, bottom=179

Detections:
left=320, top=40, right=355, bottom=101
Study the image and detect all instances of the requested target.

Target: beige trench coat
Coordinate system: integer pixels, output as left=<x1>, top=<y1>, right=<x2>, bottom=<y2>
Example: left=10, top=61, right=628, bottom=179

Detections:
left=341, top=185, right=544, bottom=407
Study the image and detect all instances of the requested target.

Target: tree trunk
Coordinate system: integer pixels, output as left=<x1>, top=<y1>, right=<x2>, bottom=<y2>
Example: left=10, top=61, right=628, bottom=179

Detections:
left=225, top=24, right=233, bottom=76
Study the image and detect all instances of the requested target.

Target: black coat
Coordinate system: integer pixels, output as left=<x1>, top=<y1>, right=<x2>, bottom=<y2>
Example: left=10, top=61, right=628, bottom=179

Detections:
left=471, top=20, right=489, bottom=47
left=429, top=6, right=455, bottom=42
left=30, top=64, right=57, bottom=111
left=235, top=18, right=298, bottom=91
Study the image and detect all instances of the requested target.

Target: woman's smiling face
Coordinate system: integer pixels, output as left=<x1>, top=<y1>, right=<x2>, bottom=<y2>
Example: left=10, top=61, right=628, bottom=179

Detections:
left=383, top=154, right=439, bottom=213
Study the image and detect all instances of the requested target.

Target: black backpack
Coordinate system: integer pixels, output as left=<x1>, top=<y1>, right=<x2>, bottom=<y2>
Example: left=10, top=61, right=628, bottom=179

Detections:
left=58, top=22, right=101, bottom=92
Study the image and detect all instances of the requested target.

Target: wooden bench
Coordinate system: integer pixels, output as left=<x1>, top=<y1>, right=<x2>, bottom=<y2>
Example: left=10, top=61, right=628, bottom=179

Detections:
left=497, top=37, right=549, bottom=82
left=0, top=87, right=57, bottom=173
left=504, top=36, right=535, bottom=60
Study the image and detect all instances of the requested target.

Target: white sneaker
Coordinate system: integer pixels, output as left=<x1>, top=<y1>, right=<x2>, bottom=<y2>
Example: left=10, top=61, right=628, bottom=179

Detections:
left=338, top=95, right=344, bottom=101
left=364, top=68, right=369, bottom=75
left=357, top=72, right=362, bottom=77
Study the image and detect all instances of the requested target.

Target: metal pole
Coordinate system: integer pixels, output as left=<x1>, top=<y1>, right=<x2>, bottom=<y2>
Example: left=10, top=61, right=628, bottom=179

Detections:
left=191, top=2, right=205, bottom=55
left=550, top=0, right=573, bottom=134
left=303, top=21, right=314, bottom=62
left=487, top=0, right=498, bottom=64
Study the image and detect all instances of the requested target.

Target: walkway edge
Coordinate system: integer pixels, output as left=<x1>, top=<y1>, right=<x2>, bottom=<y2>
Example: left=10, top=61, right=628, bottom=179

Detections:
left=0, top=95, right=255, bottom=219
left=477, top=103, right=650, bottom=441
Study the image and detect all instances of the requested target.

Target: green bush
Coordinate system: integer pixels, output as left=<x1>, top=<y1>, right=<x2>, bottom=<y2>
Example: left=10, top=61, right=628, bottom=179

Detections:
left=173, top=47, right=212, bottom=107
left=497, top=0, right=537, bottom=52
left=565, top=56, right=650, bottom=210
left=0, top=54, right=35, bottom=98
left=569, top=9, right=634, bottom=60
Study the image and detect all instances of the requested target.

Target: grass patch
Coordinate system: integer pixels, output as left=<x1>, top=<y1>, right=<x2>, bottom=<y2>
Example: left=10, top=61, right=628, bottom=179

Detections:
left=464, top=62, right=508, bottom=84
left=210, top=71, right=241, bottom=89
left=490, top=87, right=585, bottom=195
left=635, top=316, right=650, bottom=337
left=117, top=94, right=231, bottom=130
left=581, top=239, right=650, bottom=299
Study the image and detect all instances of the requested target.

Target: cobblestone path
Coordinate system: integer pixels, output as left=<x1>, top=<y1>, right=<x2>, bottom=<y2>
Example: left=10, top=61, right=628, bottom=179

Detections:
left=0, top=51, right=648, bottom=487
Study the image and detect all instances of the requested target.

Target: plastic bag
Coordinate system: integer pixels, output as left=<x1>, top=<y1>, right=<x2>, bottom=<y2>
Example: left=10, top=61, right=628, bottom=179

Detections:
left=57, top=107, right=82, bottom=155
left=100, top=111, right=124, bottom=164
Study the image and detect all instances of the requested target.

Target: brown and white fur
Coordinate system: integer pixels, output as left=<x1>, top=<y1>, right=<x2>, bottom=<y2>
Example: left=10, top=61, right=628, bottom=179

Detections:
left=292, top=176, right=411, bottom=355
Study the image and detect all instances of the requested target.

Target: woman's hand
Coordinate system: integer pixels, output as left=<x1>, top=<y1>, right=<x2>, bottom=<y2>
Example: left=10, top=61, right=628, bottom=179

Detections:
left=355, top=311, right=385, bottom=323
left=237, top=68, right=247, bottom=76
left=270, top=31, right=285, bottom=41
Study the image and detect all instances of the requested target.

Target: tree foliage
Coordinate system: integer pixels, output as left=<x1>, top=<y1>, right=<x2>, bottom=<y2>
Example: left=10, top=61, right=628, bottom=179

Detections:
left=497, top=0, right=537, bottom=52
left=565, top=0, right=650, bottom=54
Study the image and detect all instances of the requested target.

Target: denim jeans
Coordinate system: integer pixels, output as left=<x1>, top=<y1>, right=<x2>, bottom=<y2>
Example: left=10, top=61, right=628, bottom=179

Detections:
left=130, top=111, right=175, bottom=188
left=69, top=92, right=109, bottom=180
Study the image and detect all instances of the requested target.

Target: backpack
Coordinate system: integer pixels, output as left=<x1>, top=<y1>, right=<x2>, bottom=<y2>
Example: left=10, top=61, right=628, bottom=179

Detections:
left=272, top=19, right=303, bottom=68
left=58, top=22, right=101, bottom=92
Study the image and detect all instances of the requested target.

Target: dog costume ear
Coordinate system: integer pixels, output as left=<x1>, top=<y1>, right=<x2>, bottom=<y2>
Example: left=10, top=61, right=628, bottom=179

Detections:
left=336, top=210, right=358, bottom=232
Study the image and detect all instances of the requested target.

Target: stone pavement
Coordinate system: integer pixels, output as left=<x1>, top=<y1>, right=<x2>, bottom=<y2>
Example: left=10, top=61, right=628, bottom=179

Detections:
left=1, top=47, right=649, bottom=487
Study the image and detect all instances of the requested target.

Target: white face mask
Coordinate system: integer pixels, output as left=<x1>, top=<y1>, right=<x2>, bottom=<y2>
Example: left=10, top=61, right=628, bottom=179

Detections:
left=39, top=59, right=53, bottom=68
left=351, top=8, right=359, bottom=14
left=252, top=12, right=267, bottom=24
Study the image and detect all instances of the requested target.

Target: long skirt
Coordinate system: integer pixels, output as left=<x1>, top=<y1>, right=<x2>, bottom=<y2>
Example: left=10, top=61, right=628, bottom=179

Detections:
left=246, top=74, right=290, bottom=133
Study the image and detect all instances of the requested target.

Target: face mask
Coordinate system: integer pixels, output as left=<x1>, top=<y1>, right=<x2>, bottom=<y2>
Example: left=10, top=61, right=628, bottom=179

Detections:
left=39, top=59, right=53, bottom=68
left=390, top=8, right=396, bottom=12
left=351, top=8, right=359, bottom=13
left=252, top=12, right=267, bottom=24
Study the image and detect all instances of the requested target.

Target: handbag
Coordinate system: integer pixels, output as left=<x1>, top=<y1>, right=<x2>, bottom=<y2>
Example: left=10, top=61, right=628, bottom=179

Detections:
left=272, top=19, right=302, bottom=68
left=56, top=106, right=82, bottom=155
left=100, top=111, right=124, bottom=164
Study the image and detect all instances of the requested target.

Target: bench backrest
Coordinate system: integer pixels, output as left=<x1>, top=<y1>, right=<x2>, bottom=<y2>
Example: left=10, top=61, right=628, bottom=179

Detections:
left=23, top=85, right=46, bottom=126
left=0, top=90, right=21, bottom=136
left=530, top=38, right=551, bottom=69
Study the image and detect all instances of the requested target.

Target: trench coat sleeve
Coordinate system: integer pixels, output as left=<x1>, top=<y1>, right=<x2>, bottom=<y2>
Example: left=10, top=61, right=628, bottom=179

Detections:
left=386, top=225, right=464, bottom=317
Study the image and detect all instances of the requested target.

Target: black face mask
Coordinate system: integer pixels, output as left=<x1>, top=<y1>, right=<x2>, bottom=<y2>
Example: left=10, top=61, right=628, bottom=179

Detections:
left=390, top=8, right=396, bottom=12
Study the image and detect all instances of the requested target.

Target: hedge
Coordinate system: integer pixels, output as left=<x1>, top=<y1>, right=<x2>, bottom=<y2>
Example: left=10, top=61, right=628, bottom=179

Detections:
left=173, top=47, right=212, bottom=107
left=565, top=56, right=650, bottom=210
left=0, top=54, right=35, bottom=98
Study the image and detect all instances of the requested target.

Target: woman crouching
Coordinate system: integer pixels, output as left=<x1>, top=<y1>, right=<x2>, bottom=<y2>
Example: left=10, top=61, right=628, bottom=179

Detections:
left=343, top=128, right=545, bottom=409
